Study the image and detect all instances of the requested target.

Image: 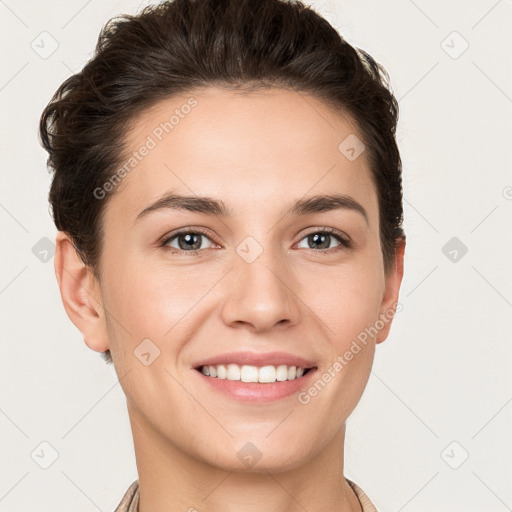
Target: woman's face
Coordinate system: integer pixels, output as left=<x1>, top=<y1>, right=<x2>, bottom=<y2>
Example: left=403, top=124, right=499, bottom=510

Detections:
left=92, top=86, right=404, bottom=472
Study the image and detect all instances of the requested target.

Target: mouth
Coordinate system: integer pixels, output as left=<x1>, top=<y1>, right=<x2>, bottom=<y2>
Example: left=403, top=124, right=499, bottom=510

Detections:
left=192, top=351, right=318, bottom=401
left=195, top=363, right=315, bottom=383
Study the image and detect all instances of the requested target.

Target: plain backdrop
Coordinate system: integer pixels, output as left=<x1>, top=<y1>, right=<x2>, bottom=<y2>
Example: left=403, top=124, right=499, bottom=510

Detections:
left=1, top=1, right=511, bottom=511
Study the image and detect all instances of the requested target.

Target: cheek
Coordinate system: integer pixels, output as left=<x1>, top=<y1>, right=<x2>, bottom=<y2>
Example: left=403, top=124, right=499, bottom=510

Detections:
left=302, top=272, right=380, bottom=414
left=298, top=263, right=384, bottom=345
left=100, top=263, right=201, bottom=422
left=100, top=243, right=225, bottom=402
left=100, top=258, right=219, bottom=351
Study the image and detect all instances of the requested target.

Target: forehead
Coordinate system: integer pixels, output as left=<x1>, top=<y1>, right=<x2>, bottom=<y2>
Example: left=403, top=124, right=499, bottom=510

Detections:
left=105, top=86, right=378, bottom=223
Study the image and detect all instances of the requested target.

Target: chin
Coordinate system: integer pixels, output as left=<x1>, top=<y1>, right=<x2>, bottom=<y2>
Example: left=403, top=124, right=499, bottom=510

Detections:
left=209, top=453, right=308, bottom=475
left=195, top=436, right=314, bottom=475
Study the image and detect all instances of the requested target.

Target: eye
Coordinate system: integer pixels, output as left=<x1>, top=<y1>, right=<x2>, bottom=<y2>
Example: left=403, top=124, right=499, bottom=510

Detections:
left=161, top=228, right=215, bottom=253
left=296, top=228, right=352, bottom=253
left=160, top=226, right=352, bottom=255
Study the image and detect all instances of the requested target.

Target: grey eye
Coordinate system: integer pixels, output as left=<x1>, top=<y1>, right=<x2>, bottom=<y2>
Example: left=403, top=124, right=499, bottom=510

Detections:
left=297, top=232, right=343, bottom=250
left=166, top=232, right=213, bottom=251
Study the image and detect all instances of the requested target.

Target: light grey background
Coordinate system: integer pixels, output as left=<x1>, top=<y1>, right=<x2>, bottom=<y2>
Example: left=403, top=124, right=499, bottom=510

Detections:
left=1, top=0, right=511, bottom=511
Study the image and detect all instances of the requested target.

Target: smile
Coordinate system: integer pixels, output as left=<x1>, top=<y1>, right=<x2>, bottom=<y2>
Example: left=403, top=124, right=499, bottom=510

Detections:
left=198, top=364, right=313, bottom=383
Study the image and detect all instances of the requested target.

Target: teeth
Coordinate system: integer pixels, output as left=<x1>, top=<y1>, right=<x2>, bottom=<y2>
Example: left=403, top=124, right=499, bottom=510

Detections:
left=259, top=365, right=277, bottom=383
left=199, top=363, right=309, bottom=383
left=227, top=364, right=240, bottom=380
left=217, top=364, right=227, bottom=379
left=241, top=365, right=259, bottom=383
left=276, top=364, right=288, bottom=381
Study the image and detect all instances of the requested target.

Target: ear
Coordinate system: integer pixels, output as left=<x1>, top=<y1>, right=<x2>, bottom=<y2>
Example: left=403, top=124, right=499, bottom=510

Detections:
left=54, top=231, right=109, bottom=353
left=375, top=237, right=406, bottom=344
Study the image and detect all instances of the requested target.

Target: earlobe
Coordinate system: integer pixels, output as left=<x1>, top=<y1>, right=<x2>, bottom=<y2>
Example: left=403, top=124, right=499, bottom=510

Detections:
left=376, top=237, right=406, bottom=344
left=54, top=231, right=110, bottom=353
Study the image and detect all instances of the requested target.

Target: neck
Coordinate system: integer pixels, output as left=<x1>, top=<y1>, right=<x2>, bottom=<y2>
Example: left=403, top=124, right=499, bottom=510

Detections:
left=128, top=403, right=362, bottom=512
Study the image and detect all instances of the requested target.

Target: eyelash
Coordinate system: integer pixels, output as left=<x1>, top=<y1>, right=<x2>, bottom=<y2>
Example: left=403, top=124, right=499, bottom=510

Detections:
left=160, top=226, right=353, bottom=256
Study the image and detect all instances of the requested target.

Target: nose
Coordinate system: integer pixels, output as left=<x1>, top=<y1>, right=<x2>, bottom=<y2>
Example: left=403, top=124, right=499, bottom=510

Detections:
left=220, top=246, right=301, bottom=333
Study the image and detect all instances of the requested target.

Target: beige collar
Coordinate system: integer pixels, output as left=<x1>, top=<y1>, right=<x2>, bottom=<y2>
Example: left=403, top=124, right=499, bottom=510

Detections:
left=114, top=477, right=379, bottom=512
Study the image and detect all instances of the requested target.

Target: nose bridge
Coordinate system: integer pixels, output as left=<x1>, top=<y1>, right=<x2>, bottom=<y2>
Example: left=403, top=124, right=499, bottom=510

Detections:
left=220, top=235, right=300, bottom=331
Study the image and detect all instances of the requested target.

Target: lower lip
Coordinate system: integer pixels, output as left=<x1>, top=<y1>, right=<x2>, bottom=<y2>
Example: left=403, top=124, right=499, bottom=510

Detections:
left=194, top=368, right=317, bottom=402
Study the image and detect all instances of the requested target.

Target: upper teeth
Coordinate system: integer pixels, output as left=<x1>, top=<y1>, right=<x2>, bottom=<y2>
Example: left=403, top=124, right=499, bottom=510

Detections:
left=200, top=364, right=306, bottom=383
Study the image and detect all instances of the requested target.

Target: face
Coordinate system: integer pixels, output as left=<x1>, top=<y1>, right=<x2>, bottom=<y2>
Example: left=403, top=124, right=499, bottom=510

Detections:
left=84, top=87, right=403, bottom=472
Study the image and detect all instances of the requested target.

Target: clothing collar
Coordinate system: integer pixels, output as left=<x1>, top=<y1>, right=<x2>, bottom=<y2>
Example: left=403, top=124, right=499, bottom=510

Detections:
left=114, top=477, right=379, bottom=512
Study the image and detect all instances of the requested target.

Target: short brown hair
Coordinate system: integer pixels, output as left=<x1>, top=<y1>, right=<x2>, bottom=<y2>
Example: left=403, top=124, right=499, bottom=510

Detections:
left=39, top=0, right=405, bottom=365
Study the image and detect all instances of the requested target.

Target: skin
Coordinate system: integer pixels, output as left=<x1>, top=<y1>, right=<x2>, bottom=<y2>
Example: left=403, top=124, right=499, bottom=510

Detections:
left=55, top=86, right=405, bottom=512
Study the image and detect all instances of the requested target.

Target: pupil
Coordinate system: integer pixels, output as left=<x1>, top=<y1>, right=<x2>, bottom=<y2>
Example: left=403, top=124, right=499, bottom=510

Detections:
left=179, top=233, right=201, bottom=250
left=311, top=233, right=329, bottom=249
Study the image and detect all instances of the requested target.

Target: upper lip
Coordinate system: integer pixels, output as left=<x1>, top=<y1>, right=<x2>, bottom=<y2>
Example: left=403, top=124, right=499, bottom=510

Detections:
left=194, top=351, right=316, bottom=369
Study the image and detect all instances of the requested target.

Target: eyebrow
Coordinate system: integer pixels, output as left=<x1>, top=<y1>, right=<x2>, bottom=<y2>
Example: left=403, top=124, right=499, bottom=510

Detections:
left=135, top=192, right=369, bottom=225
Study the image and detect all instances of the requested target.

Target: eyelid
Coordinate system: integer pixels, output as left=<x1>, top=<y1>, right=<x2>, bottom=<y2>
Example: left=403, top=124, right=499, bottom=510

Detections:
left=161, top=225, right=353, bottom=254
left=299, top=226, right=351, bottom=243
left=160, top=226, right=219, bottom=248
